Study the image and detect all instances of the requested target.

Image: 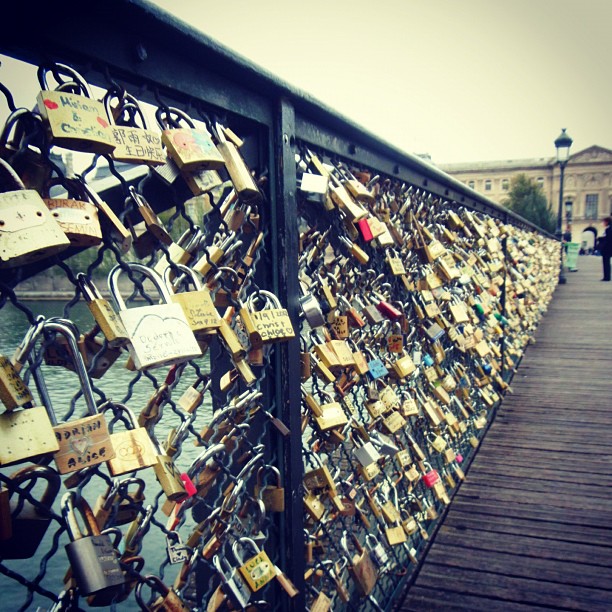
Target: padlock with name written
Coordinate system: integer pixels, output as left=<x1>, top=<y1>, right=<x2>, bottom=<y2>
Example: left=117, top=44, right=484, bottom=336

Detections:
left=108, top=262, right=202, bottom=370
left=29, top=319, right=115, bottom=474
left=36, top=63, right=115, bottom=154
left=42, top=176, right=102, bottom=248
left=104, top=89, right=165, bottom=166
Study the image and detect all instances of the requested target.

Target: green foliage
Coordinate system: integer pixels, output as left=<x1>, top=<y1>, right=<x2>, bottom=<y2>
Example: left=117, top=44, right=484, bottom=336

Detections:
left=502, top=174, right=556, bottom=233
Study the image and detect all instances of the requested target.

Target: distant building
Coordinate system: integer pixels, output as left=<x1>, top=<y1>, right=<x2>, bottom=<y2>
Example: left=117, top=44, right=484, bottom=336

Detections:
left=439, top=145, right=612, bottom=250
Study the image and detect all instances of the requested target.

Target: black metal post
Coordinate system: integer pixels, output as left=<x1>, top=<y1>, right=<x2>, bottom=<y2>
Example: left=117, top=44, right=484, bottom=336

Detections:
left=275, top=97, right=305, bottom=611
left=556, top=162, right=567, bottom=284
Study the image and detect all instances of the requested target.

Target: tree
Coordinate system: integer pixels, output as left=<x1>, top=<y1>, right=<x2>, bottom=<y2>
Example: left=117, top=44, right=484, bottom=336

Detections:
left=502, top=174, right=556, bottom=233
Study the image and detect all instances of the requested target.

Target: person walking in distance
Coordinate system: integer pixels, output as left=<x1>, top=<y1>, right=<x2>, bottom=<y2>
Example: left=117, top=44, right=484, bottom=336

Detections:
left=601, top=216, right=612, bottom=281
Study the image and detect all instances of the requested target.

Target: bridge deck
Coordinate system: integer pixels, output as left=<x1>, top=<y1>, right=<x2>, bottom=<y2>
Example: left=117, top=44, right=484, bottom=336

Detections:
left=399, top=255, right=612, bottom=611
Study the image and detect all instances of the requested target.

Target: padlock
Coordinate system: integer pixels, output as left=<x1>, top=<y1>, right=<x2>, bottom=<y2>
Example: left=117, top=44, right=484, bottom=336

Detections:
left=304, top=492, right=325, bottom=521
left=214, top=121, right=262, bottom=203
left=365, top=533, right=389, bottom=570
left=152, top=436, right=188, bottom=503
left=422, top=463, right=441, bottom=488
left=0, top=353, right=33, bottom=410
left=62, top=492, right=126, bottom=597
left=41, top=176, right=102, bottom=247
left=340, top=531, right=378, bottom=597
left=157, top=106, right=224, bottom=172
left=30, top=319, right=115, bottom=474
left=0, top=158, right=69, bottom=268
left=0, top=464, right=60, bottom=559
left=103, top=89, right=165, bottom=165
left=93, top=477, right=145, bottom=528
left=36, top=63, right=115, bottom=153
left=136, top=574, right=190, bottom=611
left=79, top=178, right=132, bottom=254
left=77, top=274, right=129, bottom=348
left=352, top=431, right=381, bottom=468
left=99, top=401, right=157, bottom=476
left=254, top=465, right=285, bottom=512
left=212, top=553, right=252, bottom=609
left=108, top=262, right=202, bottom=370
left=246, top=290, right=296, bottom=344
left=0, top=321, right=60, bottom=465
left=165, top=264, right=221, bottom=338
left=232, top=536, right=276, bottom=593
left=128, top=185, right=174, bottom=246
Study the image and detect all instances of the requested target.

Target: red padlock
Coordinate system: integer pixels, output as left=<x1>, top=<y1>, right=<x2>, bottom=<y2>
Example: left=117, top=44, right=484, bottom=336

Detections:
left=422, top=466, right=441, bottom=488
left=373, top=292, right=402, bottom=321
left=356, top=218, right=374, bottom=242
left=180, top=473, right=197, bottom=497
left=455, top=454, right=463, bottom=463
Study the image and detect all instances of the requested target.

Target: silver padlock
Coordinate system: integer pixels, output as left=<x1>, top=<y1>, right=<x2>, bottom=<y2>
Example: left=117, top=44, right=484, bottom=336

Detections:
left=62, top=491, right=126, bottom=597
left=108, top=262, right=202, bottom=370
left=366, top=534, right=389, bottom=570
left=212, top=553, right=252, bottom=609
left=352, top=434, right=382, bottom=468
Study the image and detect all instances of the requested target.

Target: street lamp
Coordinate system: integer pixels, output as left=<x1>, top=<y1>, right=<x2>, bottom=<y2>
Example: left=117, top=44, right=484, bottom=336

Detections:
left=554, top=128, right=573, bottom=284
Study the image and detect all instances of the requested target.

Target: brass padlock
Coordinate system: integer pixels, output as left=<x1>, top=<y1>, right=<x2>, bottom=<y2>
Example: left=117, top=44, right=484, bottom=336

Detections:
left=157, top=106, right=224, bottom=172
left=213, top=122, right=262, bottom=203
left=42, top=176, right=102, bottom=247
left=254, top=466, right=285, bottom=512
left=104, top=89, right=165, bottom=165
left=36, top=63, right=115, bottom=154
left=32, top=319, right=115, bottom=474
left=0, top=158, right=69, bottom=268
left=0, top=321, right=59, bottom=465
left=99, top=401, right=158, bottom=476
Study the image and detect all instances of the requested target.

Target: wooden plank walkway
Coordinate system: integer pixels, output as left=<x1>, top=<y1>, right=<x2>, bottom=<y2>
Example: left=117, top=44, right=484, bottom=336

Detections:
left=399, top=255, right=612, bottom=611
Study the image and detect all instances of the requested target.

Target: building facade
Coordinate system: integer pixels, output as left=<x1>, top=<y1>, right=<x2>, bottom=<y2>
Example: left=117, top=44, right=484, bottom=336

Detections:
left=440, top=145, right=612, bottom=250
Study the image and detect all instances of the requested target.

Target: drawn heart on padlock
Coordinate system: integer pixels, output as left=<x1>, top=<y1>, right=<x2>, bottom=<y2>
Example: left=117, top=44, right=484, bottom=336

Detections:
left=70, top=434, right=91, bottom=456
left=172, top=131, right=196, bottom=150
left=43, top=99, right=59, bottom=110
left=97, top=117, right=109, bottom=128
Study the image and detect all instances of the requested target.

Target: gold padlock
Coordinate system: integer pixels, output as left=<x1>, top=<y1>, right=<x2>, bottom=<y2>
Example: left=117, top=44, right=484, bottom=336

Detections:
left=36, top=63, right=115, bottom=154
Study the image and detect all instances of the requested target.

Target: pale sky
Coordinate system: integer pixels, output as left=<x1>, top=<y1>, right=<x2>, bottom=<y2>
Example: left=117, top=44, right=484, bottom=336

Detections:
left=1, top=0, right=610, bottom=165
left=148, top=0, right=612, bottom=164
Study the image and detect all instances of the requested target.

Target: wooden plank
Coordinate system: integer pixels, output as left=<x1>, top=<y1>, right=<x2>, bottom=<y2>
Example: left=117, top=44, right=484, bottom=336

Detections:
left=415, top=565, right=612, bottom=611
left=432, top=525, right=612, bottom=567
left=445, top=509, right=612, bottom=545
left=457, top=482, right=611, bottom=512
left=401, top=586, right=546, bottom=612
left=424, top=545, right=612, bottom=589
left=448, top=498, right=612, bottom=532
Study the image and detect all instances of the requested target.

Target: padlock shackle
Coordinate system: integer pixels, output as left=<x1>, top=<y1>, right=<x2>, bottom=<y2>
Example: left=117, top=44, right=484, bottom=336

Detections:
left=8, top=464, right=61, bottom=508
left=231, top=536, right=260, bottom=566
left=37, top=63, right=93, bottom=98
left=98, top=400, right=139, bottom=431
left=61, top=491, right=100, bottom=541
left=107, top=262, right=173, bottom=311
left=164, top=263, right=202, bottom=292
left=154, top=105, right=196, bottom=130
left=40, top=319, right=98, bottom=418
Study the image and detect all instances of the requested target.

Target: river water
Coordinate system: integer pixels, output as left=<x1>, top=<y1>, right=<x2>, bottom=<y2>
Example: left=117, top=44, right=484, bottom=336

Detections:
left=1, top=300, right=212, bottom=610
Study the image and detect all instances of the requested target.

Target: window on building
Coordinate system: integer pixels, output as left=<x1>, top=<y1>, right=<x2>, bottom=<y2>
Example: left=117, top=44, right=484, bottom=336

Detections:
left=484, top=179, right=491, bottom=191
left=585, top=194, right=599, bottom=220
left=468, top=180, right=475, bottom=189
left=501, top=178, right=509, bottom=191
left=536, top=177, right=544, bottom=189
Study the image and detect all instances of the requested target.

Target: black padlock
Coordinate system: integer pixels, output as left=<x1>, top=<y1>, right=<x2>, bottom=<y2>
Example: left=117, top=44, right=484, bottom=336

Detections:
left=62, top=491, right=126, bottom=597
left=0, top=464, right=60, bottom=559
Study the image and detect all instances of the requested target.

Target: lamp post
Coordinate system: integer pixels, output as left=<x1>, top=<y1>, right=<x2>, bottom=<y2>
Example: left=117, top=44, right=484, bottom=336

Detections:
left=554, top=128, right=573, bottom=284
